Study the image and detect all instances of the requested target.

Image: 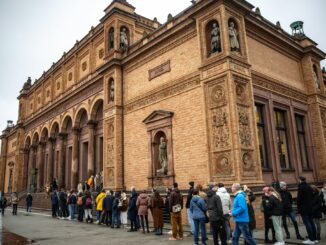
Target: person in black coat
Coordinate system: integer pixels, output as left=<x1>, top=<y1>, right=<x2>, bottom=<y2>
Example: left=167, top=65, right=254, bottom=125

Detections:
left=186, top=181, right=195, bottom=235
left=297, top=176, right=317, bottom=243
left=207, top=188, right=226, bottom=245
left=279, top=182, right=304, bottom=240
left=0, top=197, right=7, bottom=215
left=127, top=191, right=138, bottom=232
left=58, top=189, right=68, bottom=219
left=311, top=185, right=323, bottom=241
left=262, top=187, right=275, bottom=243
left=51, top=191, right=59, bottom=217
left=26, top=193, right=33, bottom=213
left=102, top=191, right=112, bottom=226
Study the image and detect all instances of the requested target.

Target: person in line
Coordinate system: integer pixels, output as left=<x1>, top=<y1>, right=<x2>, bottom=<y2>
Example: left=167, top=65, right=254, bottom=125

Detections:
left=95, top=189, right=106, bottom=224
left=51, top=190, right=59, bottom=218
left=68, top=190, right=77, bottom=220
left=216, top=183, right=231, bottom=243
left=0, top=196, right=7, bottom=215
left=83, top=191, right=93, bottom=223
left=76, top=192, right=84, bottom=222
left=102, top=190, right=112, bottom=226
left=279, top=181, right=304, bottom=240
left=266, top=187, right=284, bottom=245
left=207, top=186, right=226, bottom=245
left=186, top=181, right=195, bottom=236
left=112, top=192, right=122, bottom=228
left=51, top=178, right=58, bottom=192
left=231, top=183, right=256, bottom=245
left=244, top=185, right=256, bottom=245
left=77, top=182, right=83, bottom=194
left=321, top=183, right=326, bottom=217
left=127, top=189, right=138, bottom=232
left=151, top=190, right=164, bottom=235
left=262, top=187, right=276, bottom=243
left=311, top=185, right=323, bottom=241
left=26, top=193, right=33, bottom=214
left=190, top=189, right=207, bottom=245
left=11, top=192, right=19, bottom=215
left=297, top=176, right=317, bottom=244
left=136, top=190, right=149, bottom=233
left=120, top=192, right=129, bottom=228
left=59, top=189, right=68, bottom=220
left=87, top=175, right=94, bottom=192
left=169, top=182, right=184, bottom=241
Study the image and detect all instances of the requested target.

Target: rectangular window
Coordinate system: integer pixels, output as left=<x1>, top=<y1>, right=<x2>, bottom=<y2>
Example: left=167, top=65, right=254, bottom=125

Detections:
left=255, top=104, right=269, bottom=169
left=295, top=115, right=309, bottom=169
left=274, top=109, right=291, bottom=169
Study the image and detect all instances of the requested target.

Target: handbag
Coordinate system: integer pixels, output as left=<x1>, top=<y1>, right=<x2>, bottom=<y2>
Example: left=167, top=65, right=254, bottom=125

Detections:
left=193, top=200, right=209, bottom=223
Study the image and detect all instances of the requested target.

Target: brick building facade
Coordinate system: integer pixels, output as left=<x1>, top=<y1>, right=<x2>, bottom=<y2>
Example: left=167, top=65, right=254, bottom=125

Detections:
left=1, top=0, right=326, bottom=197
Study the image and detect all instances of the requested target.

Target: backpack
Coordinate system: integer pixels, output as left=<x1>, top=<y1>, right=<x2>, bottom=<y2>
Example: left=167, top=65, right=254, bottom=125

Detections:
left=77, top=197, right=83, bottom=206
left=86, top=197, right=92, bottom=206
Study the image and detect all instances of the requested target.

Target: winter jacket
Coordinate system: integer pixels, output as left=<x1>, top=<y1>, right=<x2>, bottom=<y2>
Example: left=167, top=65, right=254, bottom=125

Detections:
left=190, top=195, right=207, bottom=220
left=107, top=195, right=115, bottom=211
left=280, top=189, right=293, bottom=214
left=11, top=196, right=18, bottom=204
left=51, top=192, right=59, bottom=205
left=246, top=191, right=256, bottom=230
left=206, top=190, right=224, bottom=221
left=169, top=188, right=183, bottom=213
left=297, top=181, right=313, bottom=215
left=312, top=191, right=323, bottom=219
left=59, top=192, right=67, bottom=206
left=96, top=192, right=106, bottom=211
left=83, top=195, right=93, bottom=209
left=26, top=194, right=33, bottom=206
left=267, top=194, right=283, bottom=216
left=136, top=193, right=149, bottom=216
left=186, top=186, right=194, bottom=209
left=128, top=191, right=138, bottom=220
left=112, top=193, right=121, bottom=211
left=262, top=195, right=273, bottom=218
left=232, top=191, right=249, bottom=222
left=102, top=195, right=111, bottom=211
left=216, top=187, right=231, bottom=215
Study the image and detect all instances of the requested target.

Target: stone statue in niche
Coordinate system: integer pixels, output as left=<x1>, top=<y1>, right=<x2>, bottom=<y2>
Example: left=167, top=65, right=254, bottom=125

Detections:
left=313, top=69, right=320, bottom=89
left=109, top=28, right=114, bottom=50
left=229, top=21, right=240, bottom=52
left=157, top=137, right=168, bottom=174
left=211, top=22, right=221, bottom=54
left=120, top=27, right=129, bottom=50
left=109, top=81, right=114, bottom=102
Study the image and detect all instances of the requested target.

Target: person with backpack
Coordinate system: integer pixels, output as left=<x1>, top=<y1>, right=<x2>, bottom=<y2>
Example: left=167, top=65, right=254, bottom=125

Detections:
left=76, top=192, right=84, bottom=222
left=279, top=181, right=304, bottom=240
left=83, top=191, right=93, bottom=223
left=262, top=187, right=276, bottom=243
left=95, top=189, right=106, bottom=224
left=136, top=190, right=149, bottom=233
left=151, top=190, right=164, bottom=235
left=127, top=189, right=138, bottom=232
left=190, top=189, right=207, bottom=245
left=51, top=190, right=59, bottom=217
left=112, top=192, right=121, bottom=228
left=119, top=192, right=128, bottom=228
left=207, top=186, right=226, bottom=245
left=69, top=190, right=77, bottom=220
left=26, top=193, right=33, bottom=214
left=59, top=189, right=68, bottom=219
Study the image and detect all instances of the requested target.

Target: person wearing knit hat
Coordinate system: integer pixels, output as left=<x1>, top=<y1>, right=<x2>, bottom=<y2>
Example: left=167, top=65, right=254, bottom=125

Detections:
left=186, top=181, right=195, bottom=236
left=261, top=186, right=276, bottom=243
left=279, top=181, right=304, bottom=240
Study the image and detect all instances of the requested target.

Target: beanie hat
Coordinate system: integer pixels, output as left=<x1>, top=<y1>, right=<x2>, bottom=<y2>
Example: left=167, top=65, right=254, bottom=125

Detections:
left=279, top=181, right=287, bottom=188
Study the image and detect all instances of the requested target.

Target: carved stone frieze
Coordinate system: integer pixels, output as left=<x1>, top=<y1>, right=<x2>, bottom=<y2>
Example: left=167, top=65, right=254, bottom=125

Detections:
left=107, top=167, right=115, bottom=186
left=242, top=151, right=253, bottom=171
left=238, top=106, right=252, bottom=147
left=212, top=152, right=233, bottom=176
left=107, top=122, right=114, bottom=167
left=210, top=84, right=226, bottom=108
left=212, top=108, right=230, bottom=150
left=320, top=108, right=326, bottom=126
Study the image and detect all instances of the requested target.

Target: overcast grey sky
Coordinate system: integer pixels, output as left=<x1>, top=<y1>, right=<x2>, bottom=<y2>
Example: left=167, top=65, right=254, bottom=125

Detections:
left=0, top=0, right=325, bottom=133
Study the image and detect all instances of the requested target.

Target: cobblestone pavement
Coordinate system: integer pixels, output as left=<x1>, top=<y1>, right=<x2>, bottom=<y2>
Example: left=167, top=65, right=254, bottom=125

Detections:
left=1, top=209, right=326, bottom=245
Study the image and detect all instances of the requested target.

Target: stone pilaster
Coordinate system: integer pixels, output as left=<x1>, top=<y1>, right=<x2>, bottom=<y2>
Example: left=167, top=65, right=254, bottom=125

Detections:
left=58, top=133, right=67, bottom=188
left=27, top=144, right=37, bottom=191
left=36, top=141, right=46, bottom=190
left=46, top=137, right=55, bottom=186
left=0, top=135, right=8, bottom=193
left=71, top=127, right=80, bottom=189
left=87, top=120, right=97, bottom=177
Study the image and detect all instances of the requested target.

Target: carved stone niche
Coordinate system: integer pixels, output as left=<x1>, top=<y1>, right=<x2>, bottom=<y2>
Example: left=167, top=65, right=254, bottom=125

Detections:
left=143, top=110, right=175, bottom=189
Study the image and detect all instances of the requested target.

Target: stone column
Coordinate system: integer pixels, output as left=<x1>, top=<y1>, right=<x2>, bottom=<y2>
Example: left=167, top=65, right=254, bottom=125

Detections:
left=71, top=127, right=80, bottom=189
left=0, top=136, right=8, bottom=193
left=27, top=145, right=36, bottom=191
left=46, top=137, right=55, bottom=186
left=36, top=142, right=45, bottom=191
left=58, top=133, right=67, bottom=189
left=87, top=121, right=97, bottom=177
left=22, top=148, right=29, bottom=190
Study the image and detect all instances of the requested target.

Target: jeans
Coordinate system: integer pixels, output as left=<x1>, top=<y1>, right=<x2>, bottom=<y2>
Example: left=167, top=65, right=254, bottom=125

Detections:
left=26, top=205, right=32, bottom=212
left=272, top=216, right=284, bottom=243
left=77, top=206, right=83, bottom=221
left=69, top=204, right=76, bottom=220
left=193, top=218, right=207, bottom=245
left=314, top=218, right=321, bottom=237
left=224, top=214, right=231, bottom=241
left=187, top=208, right=195, bottom=234
left=12, top=204, right=18, bottom=215
left=112, top=209, right=121, bottom=227
left=96, top=210, right=102, bottom=222
left=264, top=214, right=275, bottom=241
left=52, top=204, right=58, bottom=217
left=171, top=212, right=183, bottom=239
left=301, top=215, right=317, bottom=241
left=282, top=211, right=301, bottom=237
left=233, top=222, right=256, bottom=245
left=210, top=220, right=227, bottom=245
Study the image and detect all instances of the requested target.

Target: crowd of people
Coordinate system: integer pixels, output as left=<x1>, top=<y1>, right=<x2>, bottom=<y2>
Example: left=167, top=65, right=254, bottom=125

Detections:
left=1, top=176, right=326, bottom=245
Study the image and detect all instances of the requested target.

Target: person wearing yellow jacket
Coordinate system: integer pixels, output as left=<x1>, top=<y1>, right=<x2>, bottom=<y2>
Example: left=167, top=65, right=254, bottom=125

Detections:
left=95, top=190, right=106, bottom=224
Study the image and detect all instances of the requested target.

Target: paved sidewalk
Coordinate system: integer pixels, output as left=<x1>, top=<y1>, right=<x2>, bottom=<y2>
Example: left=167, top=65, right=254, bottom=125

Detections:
left=1, top=208, right=326, bottom=244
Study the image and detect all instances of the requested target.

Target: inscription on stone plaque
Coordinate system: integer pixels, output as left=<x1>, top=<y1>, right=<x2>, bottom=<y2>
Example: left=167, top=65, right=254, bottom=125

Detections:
left=149, top=60, right=171, bottom=81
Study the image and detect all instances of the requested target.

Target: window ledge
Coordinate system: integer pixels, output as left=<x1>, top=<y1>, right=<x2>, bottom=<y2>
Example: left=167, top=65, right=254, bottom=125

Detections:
left=281, top=169, right=295, bottom=172
left=262, top=168, right=273, bottom=172
left=302, top=168, right=313, bottom=172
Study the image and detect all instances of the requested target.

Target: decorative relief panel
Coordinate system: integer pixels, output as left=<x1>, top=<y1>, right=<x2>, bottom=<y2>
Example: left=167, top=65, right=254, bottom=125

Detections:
left=107, top=122, right=114, bottom=167
left=210, top=84, right=227, bottom=108
left=212, top=151, right=233, bottom=176
left=321, top=108, right=326, bottom=126
left=212, top=108, right=230, bottom=150
left=234, top=77, right=249, bottom=106
left=241, top=150, right=256, bottom=177
left=238, top=106, right=252, bottom=147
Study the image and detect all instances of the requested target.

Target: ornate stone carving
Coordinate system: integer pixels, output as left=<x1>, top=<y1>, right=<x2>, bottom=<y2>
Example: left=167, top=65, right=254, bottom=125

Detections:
left=238, top=107, right=252, bottom=147
left=120, top=27, right=129, bottom=50
left=82, top=62, right=87, bottom=71
left=229, top=21, right=240, bottom=52
left=211, top=85, right=226, bottom=105
left=99, top=49, right=104, bottom=59
left=107, top=167, right=114, bottom=186
left=148, top=60, right=171, bottom=81
left=210, top=22, right=221, bottom=54
left=212, top=108, right=230, bottom=150
left=320, top=108, right=326, bottom=126
left=213, top=153, right=232, bottom=176
left=242, top=151, right=253, bottom=171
